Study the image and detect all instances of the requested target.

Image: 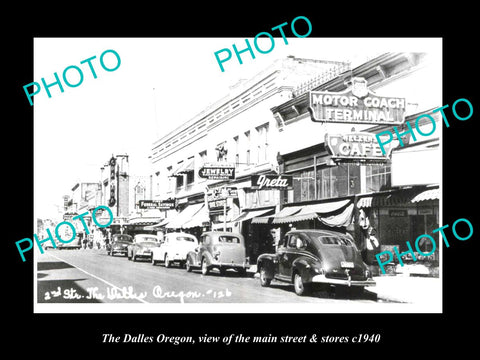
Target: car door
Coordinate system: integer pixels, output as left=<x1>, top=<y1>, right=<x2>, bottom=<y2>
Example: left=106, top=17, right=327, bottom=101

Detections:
left=278, top=234, right=297, bottom=278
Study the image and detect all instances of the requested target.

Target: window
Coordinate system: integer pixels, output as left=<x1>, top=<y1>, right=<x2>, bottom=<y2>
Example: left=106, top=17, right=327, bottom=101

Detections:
left=317, top=164, right=360, bottom=199
left=199, top=150, right=207, bottom=166
left=366, top=164, right=391, bottom=192
left=176, top=236, right=195, bottom=242
left=293, top=169, right=315, bottom=202
left=233, top=136, right=239, bottom=166
left=256, top=123, right=269, bottom=163
left=218, top=235, right=240, bottom=243
left=244, top=131, right=251, bottom=165
left=176, top=175, right=184, bottom=191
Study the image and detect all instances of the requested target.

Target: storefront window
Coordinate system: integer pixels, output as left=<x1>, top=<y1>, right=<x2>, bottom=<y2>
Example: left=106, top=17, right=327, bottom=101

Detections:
left=317, top=164, right=360, bottom=199
left=293, top=169, right=315, bottom=202
left=366, top=164, right=391, bottom=192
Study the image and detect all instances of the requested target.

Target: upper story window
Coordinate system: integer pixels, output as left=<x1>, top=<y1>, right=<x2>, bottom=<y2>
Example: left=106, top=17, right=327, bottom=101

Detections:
left=256, top=123, right=269, bottom=163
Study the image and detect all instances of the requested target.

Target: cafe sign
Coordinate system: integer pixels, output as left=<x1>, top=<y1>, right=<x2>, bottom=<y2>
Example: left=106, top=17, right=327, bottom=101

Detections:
left=308, top=77, right=406, bottom=125
left=198, top=162, right=235, bottom=180
left=325, top=132, right=394, bottom=163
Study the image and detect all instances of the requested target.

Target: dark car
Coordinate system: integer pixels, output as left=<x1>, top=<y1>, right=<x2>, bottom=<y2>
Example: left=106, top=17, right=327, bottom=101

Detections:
left=57, top=236, right=82, bottom=250
left=257, top=229, right=375, bottom=296
left=185, top=231, right=250, bottom=276
left=108, top=234, right=133, bottom=256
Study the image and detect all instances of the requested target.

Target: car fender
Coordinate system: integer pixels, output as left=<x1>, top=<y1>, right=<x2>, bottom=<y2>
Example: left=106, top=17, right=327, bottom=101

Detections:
left=257, top=253, right=278, bottom=278
left=292, top=256, right=320, bottom=283
left=186, top=251, right=199, bottom=266
left=201, top=251, right=215, bottom=267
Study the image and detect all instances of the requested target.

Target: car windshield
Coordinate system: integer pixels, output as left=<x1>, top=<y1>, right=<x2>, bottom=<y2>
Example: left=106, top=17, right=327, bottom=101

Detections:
left=308, top=233, right=354, bottom=246
left=217, top=236, right=240, bottom=244
left=176, top=236, right=195, bottom=242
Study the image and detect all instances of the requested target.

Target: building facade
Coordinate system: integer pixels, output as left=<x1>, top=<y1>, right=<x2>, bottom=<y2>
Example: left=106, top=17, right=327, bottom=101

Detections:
left=148, top=52, right=441, bottom=275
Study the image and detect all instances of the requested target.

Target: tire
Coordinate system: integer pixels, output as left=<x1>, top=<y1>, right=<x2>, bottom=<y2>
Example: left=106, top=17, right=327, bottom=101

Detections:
left=165, top=254, right=171, bottom=268
left=152, top=256, right=157, bottom=266
left=293, top=272, right=310, bottom=296
left=132, top=253, right=137, bottom=262
left=219, top=267, right=226, bottom=276
left=259, top=267, right=271, bottom=287
left=127, top=253, right=131, bottom=260
left=186, top=258, right=193, bottom=272
left=201, top=258, right=209, bottom=275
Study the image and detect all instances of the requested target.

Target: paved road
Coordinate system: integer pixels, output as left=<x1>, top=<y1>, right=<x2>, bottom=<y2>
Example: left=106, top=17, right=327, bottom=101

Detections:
left=36, top=248, right=387, bottom=305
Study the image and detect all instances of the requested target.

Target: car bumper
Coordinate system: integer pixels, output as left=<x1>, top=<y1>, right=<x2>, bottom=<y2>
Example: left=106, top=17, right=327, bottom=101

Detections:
left=214, top=261, right=250, bottom=269
left=112, top=249, right=128, bottom=254
left=311, top=275, right=376, bottom=287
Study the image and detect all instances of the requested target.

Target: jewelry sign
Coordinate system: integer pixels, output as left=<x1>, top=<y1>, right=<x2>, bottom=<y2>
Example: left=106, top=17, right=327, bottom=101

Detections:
left=198, top=162, right=235, bottom=180
left=325, top=132, right=394, bottom=163
left=308, top=77, right=406, bottom=125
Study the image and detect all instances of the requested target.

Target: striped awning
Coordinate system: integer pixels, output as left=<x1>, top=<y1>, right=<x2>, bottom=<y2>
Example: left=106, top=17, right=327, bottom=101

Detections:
left=128, top=217, right=163, bottom=226
left=170, top=158, right=195, bottom=177
left=231, top=207, right=275, bottom=223
left=411, top=187, right=440, bottom=203
left=166, top=203, right=204, bottom=229
left=272, top=199, right=351, bottom=224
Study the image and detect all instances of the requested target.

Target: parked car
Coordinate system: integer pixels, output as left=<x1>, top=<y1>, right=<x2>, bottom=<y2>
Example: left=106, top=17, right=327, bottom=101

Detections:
left=127, top=234, right=160, bottom=262
left=108, top=234, right=133, bottom=256
left=185, top=231, right=250, bottom=276
left=57, top=236, right=82, bottom=250
left=257, top=229, right=376, bottom=296
left=151, top=232, right=198, bottom=267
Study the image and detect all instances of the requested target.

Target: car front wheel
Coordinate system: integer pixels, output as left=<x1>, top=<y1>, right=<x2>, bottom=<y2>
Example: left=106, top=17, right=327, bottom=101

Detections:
left=293, top=272, right=310, bottom=296
left=186, top=258, right=192, bottom=272
left=259, top=267, right=271, bottom=287
left=165, top=254, right=171, bottom=268
left=201, top=258, right=209, bottom=275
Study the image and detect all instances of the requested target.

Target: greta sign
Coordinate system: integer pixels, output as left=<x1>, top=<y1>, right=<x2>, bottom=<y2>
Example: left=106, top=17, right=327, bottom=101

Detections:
left=251, top=175, right=293, bottom=190
left=308, top=77, right=405, bottom=125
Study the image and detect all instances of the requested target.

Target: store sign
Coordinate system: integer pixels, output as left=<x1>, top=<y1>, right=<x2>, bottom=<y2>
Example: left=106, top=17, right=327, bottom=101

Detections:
left=198, top=162, right=235, bottom=180
left=308, top=77, right=405, bottom=125
left=251, top=175, right=293, bottom=189
left=325, top=132, right=394, bottom=162
left=139, top=199, right=176, bottom=210
left=207, top=187, right=237, bottom=201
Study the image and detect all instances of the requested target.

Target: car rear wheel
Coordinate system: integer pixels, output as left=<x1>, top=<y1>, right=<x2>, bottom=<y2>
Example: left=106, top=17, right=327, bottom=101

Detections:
left=293, top=272, right=310, bottom=296
left=259, top=267, right=271, bottom=287
left=165, top=254, right=171, bottom=268
left=152, top=256, right=157, bottom=266
left=132, top=254, right=137, bottom=262
left=201, top=258, right=209, bottom=275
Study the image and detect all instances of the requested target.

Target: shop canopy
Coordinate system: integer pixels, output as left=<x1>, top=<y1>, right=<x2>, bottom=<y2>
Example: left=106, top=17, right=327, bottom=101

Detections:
left=411, top=187, right=440, bottom=203
left=170, top=158, right=195, bottom=177
left=182, top=204, right=210, bottom=229
left=252, top=199, right=353, bottom=227
left=165, top=203, right=204, bottom=229
left=231, top=207, right=276, bottom=223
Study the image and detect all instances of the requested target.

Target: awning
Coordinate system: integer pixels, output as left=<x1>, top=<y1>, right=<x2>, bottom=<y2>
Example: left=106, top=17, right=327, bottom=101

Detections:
left=171, top=158, right=195, bottom=177
left=128, top=217, right=163, bottom=226
left=357, top=197, right=373, bottom=208
left=272, top=199, right=351, bottom=224
left=182, top=204, right=210, bottom=228
left=318, top=203, right=354, bottom=228
left=411, top=187, right=440, bottom=203
left=231, top=207, right=275, bottom=223
left=251, top=206, right=302, bottom=224
left=166, top=203, right=204, bottom=229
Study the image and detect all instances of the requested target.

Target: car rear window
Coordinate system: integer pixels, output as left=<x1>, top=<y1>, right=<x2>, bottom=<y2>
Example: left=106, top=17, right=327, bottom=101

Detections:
left=218, top=236, right=240, bottom=243
left=176, top=236, right=195, bottom=242
left=137, top=237, right=158, bottom=242
left=116, top=236, right=132, bottom=242
left=320, top=236, right=354, bottom=246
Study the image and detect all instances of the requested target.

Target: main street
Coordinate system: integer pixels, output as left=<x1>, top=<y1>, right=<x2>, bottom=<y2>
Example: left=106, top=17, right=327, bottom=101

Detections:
left=36, top=248, right=399, bottom=306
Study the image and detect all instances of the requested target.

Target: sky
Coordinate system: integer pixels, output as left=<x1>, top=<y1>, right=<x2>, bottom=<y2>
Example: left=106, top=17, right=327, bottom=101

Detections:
left=33, top=37, right=441, bottom=219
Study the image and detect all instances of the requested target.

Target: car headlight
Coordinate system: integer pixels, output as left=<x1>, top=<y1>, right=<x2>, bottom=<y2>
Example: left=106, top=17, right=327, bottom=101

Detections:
left=314, top=267, right=325, bottom=275
left=365, top=269, right=371, bottom=278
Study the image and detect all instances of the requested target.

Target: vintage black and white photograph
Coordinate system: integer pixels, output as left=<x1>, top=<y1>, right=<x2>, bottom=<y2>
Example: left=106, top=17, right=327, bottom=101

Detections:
left=32, top=37, right=443, bottom=313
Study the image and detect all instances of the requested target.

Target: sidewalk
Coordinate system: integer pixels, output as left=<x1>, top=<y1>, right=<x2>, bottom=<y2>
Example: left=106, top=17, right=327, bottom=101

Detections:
left=370, top=274, right=442, bottom=304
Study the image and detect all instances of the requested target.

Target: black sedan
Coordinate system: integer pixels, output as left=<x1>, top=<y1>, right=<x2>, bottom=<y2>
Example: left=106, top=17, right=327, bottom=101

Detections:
left=257, top=229, right=375, bottom=296
left=108, top=234, right=133, bottom=256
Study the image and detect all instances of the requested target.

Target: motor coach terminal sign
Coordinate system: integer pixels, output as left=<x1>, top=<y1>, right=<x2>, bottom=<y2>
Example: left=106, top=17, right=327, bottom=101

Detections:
left=325, top=132, right=394, bottom=163
left=308, top=77, right=406, bottom=125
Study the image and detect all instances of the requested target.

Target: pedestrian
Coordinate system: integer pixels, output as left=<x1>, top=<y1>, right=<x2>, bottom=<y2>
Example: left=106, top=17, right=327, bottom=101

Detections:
left=363, top=227, right=380, bottom=265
